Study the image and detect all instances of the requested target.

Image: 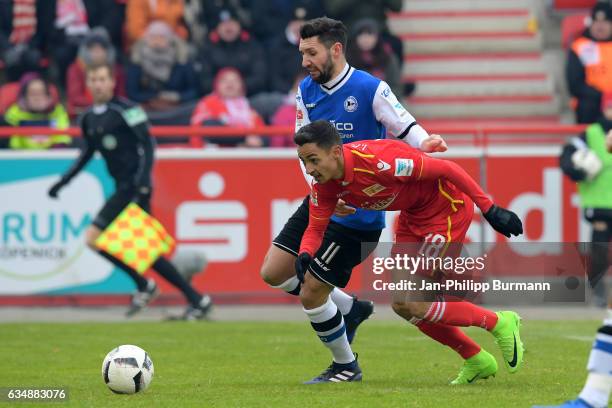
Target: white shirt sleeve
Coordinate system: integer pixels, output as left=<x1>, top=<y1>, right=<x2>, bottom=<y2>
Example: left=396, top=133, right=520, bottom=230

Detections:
left=295, top=86, right=314, bottom=185
left=372, top=81, right=429, bottom=149
left=295, top=87, right=311, bottom=133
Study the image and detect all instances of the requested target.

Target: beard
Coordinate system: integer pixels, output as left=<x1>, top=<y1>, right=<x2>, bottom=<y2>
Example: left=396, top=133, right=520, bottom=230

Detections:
left=312, top=54, right=335, bottom=84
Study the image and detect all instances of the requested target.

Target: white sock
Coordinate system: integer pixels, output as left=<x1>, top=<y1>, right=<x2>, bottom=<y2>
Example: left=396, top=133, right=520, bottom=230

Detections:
left=304, top=296, right=354, bottom=364
left=579, top=326, right=612, bottom=408
left=270, top=276, right=300, bottom=295
left=579, top=373, right=612, bottom=408
left=330, top=288, right=354, bottom=315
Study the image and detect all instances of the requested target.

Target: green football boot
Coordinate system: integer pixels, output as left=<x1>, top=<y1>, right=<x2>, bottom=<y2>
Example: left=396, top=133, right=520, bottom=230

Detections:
left=450, top=349, right=498, bottom=385
left=491, top=311, right=524, bottom=373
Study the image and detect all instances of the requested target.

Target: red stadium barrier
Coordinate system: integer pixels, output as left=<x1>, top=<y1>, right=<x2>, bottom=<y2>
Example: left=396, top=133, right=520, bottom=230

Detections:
left=0, top=124, right=587, bottom=147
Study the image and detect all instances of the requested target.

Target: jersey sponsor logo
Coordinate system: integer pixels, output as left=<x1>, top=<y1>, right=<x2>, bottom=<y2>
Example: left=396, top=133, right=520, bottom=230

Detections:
left=331, top=121, right=354, bottom=131
left=395, top=158, right=414, bottom=176
left=381, top=87, right=391, bottom=98
left=305, top=103, right=316, bottom=109
left=377, top=160, right=391, bottom=171
left=344, top=96, right=358, bottom=112
left=362, top=183, right=386, bottom=197
left=102, top=134, right=117, bottom=150
left=362, top=194, right=397, bottom=210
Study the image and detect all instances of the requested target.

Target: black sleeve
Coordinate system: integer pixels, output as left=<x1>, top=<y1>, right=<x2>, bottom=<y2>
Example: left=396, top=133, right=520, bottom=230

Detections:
left=60, top=117, right=95, bottom=184
left=130, top=120, right=155, bottom=189
left=566, top=49, right=602, bottom=99
left=559, top=133, right=588, bottom=182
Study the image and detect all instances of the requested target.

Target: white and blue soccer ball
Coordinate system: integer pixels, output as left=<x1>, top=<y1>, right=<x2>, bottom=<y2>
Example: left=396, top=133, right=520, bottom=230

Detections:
left=101, top=345, right=154, bottom=394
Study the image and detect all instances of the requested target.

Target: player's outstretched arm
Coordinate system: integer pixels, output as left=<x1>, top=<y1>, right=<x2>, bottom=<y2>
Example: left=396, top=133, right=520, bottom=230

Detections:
left=420, top=134, right=448, bottom=153
left=420, top=156, right=523, bottom=237
left=372, top=81, right=447, bottom=152
left=48, top=140, right=95, bottom=199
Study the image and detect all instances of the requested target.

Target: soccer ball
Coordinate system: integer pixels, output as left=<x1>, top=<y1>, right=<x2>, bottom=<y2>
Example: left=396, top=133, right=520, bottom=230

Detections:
left=101, top=345, right=154, bottom=394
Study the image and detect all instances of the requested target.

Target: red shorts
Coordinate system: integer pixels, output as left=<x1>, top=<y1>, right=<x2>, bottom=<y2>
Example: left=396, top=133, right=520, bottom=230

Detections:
left=391, top=196, right=474, bottom=280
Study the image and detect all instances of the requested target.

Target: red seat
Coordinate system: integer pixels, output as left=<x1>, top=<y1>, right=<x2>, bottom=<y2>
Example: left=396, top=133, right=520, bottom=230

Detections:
left=554, top=0, right=596, bottom=10
left=562, top=13, right=589, bottom=49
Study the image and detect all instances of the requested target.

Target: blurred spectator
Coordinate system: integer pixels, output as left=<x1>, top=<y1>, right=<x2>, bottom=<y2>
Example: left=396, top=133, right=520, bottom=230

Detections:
left=83, top=0, right=126, bottom=53
left=346, top=18, right=402, bottom=98
left=191, top=67, right=265, bottom=147
left=200, top=0, right=251, bottom=32
left=267, top=5, right=315, bottom=94
left=567, top=2, right=612, bottom=124
left=3, top=73, right=70, bottom=149
left=0, top=0, right=47, bottom=81
left=48, top=0, right=92, bottom=87
left=323, top=0, right=404, bottom=68
left=126, top=21, right=198, bottom=119
left=125, top=0, right=188, bottom=49
left=1, top=0, right=127, bottom=84
left=250, top=0, right=323, bottom=46
left=197, top=8, right=266, bottom=96
left=269, top=71, right=307, bottom=148
left=66, top=28, right=126, bottom=116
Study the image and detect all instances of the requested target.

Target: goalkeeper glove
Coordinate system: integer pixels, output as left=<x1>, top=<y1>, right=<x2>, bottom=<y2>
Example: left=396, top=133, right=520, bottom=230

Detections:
left=295, top=253, right=312, bottom=284
left=484, top=205, right=523, bottom=238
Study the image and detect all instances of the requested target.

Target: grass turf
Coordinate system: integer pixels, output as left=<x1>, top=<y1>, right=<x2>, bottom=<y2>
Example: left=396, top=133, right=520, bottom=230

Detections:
left=0, top=319, right=600, bottom=407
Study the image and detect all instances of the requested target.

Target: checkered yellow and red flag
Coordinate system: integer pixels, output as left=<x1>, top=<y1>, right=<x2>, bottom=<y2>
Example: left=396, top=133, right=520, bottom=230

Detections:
left=94, top=203, right=175, bottom=274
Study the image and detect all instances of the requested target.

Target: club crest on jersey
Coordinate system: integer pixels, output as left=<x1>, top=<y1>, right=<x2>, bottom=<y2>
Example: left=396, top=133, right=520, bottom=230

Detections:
left=362, top=183, right=386, bottom=197
left=344, top=96, right=358, bottom=112
left=395, top=158, right=414, bottom=176
left=102, top=134, right=118, bottom=150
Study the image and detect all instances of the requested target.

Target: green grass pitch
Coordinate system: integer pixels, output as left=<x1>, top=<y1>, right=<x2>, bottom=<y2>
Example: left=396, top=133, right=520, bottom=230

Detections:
left=0, top=319, right=600, bottom=407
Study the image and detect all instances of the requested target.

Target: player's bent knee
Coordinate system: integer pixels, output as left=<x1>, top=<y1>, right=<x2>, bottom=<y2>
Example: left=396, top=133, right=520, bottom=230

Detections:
left=260, top=245, right=296, bottom=286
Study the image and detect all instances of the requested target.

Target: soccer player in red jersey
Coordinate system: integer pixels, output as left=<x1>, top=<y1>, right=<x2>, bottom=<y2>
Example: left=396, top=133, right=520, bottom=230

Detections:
left=294, top=120, right=525, bottom=384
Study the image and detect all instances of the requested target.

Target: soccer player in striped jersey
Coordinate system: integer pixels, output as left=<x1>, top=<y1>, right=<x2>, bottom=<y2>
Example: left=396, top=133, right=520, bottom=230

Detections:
left=259, top=17, right=447, bottom=384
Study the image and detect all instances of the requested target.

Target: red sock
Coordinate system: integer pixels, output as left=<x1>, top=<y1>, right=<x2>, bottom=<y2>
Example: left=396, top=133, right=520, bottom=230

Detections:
left=414, top=319, right=481, bottom=359
left=423, top=301, right=498, bottom=330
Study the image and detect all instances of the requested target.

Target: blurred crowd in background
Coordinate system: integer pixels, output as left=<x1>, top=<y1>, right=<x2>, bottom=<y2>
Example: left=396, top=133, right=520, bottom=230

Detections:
left=0, top=0, right=412, bottom=148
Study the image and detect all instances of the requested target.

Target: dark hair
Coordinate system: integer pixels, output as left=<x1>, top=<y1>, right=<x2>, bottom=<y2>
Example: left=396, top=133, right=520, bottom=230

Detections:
left=300, top=17, right=347, bottom=51
left=294, top=120, right=342, bottom=149
left=86, top=62, right=115, bottom=78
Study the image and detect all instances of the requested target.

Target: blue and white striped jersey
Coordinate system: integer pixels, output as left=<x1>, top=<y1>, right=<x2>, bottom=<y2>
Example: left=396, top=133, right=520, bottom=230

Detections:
left=295, top=63, right=429, bottom=230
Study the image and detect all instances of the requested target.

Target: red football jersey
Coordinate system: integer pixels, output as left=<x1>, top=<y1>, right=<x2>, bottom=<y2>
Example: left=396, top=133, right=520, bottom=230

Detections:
left=300, top=139, right=494, bottom=256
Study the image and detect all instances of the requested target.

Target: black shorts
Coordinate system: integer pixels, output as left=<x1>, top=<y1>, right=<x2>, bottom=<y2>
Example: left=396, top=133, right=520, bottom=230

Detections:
left=93, top=190, right=151, bottom=230
left=273, top=196, right=382, bottom=288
